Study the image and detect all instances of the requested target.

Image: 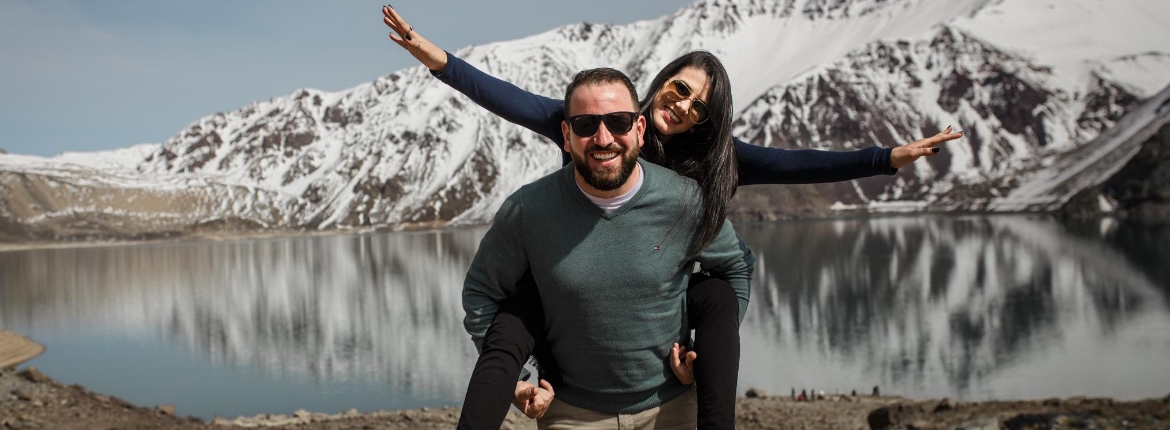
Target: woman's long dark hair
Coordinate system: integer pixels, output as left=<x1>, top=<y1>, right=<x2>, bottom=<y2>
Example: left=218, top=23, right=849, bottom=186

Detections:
left=638, top=51, right=738, bottom=260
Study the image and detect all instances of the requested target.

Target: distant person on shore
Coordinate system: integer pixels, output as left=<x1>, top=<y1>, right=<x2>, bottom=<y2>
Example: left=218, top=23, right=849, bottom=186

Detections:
left=382, top=5, right=963, bottom=429
left=459, top=66, right=753, bottom=428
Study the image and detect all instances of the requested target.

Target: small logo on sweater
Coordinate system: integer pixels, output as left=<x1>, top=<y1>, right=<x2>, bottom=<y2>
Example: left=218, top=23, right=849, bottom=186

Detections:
left=654, top=245, right=661, bottom=251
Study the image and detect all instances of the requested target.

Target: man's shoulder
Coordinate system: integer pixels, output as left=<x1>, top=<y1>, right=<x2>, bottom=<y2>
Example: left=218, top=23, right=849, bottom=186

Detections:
left=642, top=160, right=700, bottom=195
left=513, top=165, right=569, bottom=198
left=497, top=165, right=571, bottom=214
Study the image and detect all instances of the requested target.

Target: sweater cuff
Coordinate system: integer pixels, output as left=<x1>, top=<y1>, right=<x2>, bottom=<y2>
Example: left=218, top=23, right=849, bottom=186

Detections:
left=429, top=51, right=456, bottom=78
left=877, top=146, right=898, bottom=175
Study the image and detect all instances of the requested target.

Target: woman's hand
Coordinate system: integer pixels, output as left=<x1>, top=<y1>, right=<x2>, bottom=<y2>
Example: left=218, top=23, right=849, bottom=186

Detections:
left=670, top=342, right=698, bottom=385
left=512, top=379, right=555, bottom=419
left=890, top=126, right=964, bottom=169
left=381, top=5, right=447, bottom=72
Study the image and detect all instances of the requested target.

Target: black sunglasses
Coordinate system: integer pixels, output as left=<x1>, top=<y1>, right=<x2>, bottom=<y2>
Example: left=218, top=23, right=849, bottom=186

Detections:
left=663, top=80, right=710, bottom=124
left=565, top=111, right=639, bottom=137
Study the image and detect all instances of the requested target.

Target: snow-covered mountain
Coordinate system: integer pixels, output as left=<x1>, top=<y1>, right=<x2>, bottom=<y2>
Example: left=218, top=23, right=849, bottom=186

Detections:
left=2, top=0, right=1169, bottom=240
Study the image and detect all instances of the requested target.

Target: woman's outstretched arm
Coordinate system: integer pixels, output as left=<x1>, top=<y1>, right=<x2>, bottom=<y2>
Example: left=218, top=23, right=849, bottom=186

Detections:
left=734, top=127, right=964, bottom=186
left=382, top=6, right=565, bottom=145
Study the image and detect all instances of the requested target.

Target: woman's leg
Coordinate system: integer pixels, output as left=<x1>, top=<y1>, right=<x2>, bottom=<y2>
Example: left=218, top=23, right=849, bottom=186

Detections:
left=457, top=271, right=546, bottom=430
left=687, top=273, right=741, bottom=430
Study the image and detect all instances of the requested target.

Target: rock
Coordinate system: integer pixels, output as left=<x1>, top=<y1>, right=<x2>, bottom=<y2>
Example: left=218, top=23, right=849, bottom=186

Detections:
left=7, top=421, right=41, bottom=430
left=867, top=404, right=903, bottom=430
left=212, top=415, right=231, bottom=425
left=1042, top=398, right=1061, bottom=407
left=16, top=368, right=49, bottom=384
left=1003, top=413, right=1060, bottom=429
left=745, top=388, right=766, bottom=398
left=933, top=398, right=954, bottom=413
left=345, top=408, right=359, bottom=416
left=294, top=409, right=311, bottom=420
left=156, top=404, right=176, bottom=416
left=873, top=402, right=932, bottom=429
left=12, top=390, right=33, bottom=401
left=949, top=417, right=1000, bottom=430
left=94, top=394, right=110, bottom=403
left=29, top=400, right=42, bottom=408
left=907, top=420, right=932, bottom=430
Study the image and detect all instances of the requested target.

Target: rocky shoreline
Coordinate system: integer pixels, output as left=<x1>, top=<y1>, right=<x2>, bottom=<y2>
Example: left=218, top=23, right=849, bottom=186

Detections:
left=3, top=366, right=1168, bottom=429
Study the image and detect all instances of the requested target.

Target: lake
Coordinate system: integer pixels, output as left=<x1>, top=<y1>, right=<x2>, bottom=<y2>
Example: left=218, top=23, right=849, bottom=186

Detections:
left=2, top=215, right=1168, bottom=420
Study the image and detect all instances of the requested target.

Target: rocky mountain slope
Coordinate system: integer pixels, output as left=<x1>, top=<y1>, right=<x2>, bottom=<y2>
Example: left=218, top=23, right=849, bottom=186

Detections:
left=2, top=0, right=1169, bottom=241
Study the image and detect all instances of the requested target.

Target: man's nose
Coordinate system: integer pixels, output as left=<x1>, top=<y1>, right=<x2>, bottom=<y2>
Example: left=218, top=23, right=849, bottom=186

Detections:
left=593, top=121, right=615, bottom=144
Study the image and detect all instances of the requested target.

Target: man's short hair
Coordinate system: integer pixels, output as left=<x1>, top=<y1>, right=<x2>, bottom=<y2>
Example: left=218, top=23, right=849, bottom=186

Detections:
left=563, top=68, right=640, bottom=117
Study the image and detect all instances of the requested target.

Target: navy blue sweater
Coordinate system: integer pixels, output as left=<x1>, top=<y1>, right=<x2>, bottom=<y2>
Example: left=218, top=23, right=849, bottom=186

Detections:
left=431, top=52, right=898, bottom=185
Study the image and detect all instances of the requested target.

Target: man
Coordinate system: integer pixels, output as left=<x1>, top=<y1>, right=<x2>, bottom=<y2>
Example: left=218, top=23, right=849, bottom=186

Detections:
left=462, top=67, right=754, bottom=428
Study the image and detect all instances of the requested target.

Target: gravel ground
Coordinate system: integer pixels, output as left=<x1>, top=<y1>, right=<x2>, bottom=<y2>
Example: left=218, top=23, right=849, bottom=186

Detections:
left=3, top=366, right=1169, bottom=429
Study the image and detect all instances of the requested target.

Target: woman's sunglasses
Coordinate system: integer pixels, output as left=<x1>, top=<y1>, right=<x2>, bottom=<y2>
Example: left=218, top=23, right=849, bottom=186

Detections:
left=662, top=80, right=710, bottom=124
left=565, top=111, right=639, bottom=137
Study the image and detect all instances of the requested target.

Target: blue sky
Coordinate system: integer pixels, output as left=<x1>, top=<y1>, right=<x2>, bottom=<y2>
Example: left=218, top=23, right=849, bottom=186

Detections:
left=0, top=0, right=694, bottom=157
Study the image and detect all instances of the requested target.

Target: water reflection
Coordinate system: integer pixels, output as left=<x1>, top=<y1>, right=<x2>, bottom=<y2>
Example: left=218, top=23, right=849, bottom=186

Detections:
left=738, top=215, right=1170, bottom=399
left=0, top=230, right=485, bottom=406
left=1, top=215, right=1168, bottom=418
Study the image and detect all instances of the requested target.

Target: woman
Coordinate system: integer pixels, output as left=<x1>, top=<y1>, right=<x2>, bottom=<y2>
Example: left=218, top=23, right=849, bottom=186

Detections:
left=381, top=5, right=961, bottom=429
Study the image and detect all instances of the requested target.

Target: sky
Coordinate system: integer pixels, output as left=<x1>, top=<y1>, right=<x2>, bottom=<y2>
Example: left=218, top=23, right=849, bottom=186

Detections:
left=0, top=0, right=696, bottom=157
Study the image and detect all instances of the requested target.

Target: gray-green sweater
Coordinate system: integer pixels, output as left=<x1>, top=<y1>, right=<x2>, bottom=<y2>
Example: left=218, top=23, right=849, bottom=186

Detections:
left=463, top=161, right=755, bottom=414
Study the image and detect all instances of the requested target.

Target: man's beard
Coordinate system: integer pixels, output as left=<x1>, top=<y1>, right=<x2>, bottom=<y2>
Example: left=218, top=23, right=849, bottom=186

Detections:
left=572, top=143, right=640, bottom=191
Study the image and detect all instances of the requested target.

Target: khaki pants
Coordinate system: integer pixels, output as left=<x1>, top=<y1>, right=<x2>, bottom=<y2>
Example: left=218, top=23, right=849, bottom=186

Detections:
left=537, top=387, right=697, bottom=430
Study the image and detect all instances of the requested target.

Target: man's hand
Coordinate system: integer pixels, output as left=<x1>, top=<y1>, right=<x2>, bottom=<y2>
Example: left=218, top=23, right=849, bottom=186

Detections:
left=670, top=342, right=698, bottom=385
left=512, top=379, right=555, bottom=419
left=890, top=126, right=964, bottom=169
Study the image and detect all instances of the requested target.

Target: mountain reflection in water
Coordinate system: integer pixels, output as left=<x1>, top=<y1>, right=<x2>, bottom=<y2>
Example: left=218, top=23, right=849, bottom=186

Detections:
left=737, top=215, right=1170, bottom=400
left=1, top=216, right=1168, bottom=419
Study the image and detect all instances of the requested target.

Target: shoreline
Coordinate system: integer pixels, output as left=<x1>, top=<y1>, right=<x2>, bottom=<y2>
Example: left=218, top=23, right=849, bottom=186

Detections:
left=2, top=365, right=1167, bottom=429
left=0, top=220, right=472, bottom=253
left=0, top=212, right=1089, bottom=254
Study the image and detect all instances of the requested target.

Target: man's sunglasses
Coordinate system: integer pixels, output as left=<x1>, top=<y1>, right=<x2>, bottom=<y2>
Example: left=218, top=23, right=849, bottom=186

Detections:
left=565, top=111, right=639, bottom=137
left=662, top=80, right=710, bottom=124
